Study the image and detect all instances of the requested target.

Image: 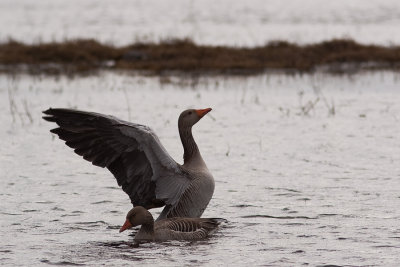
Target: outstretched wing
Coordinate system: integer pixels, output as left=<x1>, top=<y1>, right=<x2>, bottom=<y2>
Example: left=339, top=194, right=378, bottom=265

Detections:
left=42, top=108, right=190, bottom=210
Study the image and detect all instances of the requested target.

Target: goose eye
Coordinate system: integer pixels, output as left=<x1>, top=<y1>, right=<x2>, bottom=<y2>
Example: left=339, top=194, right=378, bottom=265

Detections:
left=188, top=111, right=192, bottom=115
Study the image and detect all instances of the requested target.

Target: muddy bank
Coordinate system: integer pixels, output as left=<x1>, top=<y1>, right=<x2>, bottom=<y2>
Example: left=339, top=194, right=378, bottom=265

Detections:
left=1, top=39, right=400, bottom=75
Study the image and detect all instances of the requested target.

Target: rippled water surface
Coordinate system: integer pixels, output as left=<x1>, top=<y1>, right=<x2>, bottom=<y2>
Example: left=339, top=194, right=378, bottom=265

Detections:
left=1, top=71, right=400, bottom=266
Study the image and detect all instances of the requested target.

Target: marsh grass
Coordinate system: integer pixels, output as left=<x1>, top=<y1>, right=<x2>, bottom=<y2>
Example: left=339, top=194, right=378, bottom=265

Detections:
left=1, top=38, right=400, bottom=75
left=297, top=91, right=320, bottom=116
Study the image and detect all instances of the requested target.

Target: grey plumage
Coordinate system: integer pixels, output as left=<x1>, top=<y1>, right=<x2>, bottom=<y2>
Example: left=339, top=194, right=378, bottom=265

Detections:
left=42, top=108, right=214, bottom=220
left=121, top=206, right=224, bottom=241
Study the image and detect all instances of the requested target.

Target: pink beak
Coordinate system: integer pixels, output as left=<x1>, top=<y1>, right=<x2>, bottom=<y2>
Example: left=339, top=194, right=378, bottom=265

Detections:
left=119, top=219, right=132, bottom=233
left=195, top=108, right=212, bottom=117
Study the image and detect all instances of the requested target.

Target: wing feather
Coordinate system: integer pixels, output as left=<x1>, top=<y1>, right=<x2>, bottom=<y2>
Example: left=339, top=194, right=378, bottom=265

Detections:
left=156, top=217, right=223, bottom=239
left=43, top=108, right=189, bottom=212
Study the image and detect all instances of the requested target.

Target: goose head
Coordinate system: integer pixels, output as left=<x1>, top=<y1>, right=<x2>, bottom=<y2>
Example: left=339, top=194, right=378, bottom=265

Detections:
left=178, top=108, right=212, bottom=129
left=119, top=206, right=153, bottom=232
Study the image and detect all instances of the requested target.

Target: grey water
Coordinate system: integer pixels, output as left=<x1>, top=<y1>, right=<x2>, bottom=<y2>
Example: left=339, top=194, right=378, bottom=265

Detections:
left=1, top=71, right=400, bottom=266
left=2, top=0, right=400, bottom=265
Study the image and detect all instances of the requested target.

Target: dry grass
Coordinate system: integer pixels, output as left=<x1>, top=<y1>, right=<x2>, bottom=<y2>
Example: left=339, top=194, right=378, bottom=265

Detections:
left=1, top=38, right=400, bottom=75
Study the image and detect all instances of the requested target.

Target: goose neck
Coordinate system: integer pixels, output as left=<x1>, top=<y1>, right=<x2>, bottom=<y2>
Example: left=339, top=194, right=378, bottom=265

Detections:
left=140, top=217, right=155, bottom=236
left=179, top=126, right=200, bottom=164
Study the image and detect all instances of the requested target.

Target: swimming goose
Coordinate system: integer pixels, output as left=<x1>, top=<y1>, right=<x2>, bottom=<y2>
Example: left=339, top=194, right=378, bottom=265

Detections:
left=42, top=108, right=215, bottom=220
left=119, top=206, right=222, bottom=241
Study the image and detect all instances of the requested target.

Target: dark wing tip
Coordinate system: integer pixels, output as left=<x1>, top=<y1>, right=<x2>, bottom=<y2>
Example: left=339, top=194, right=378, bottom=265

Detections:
left=49, top=128, right=62, bottom=134
left=42, top=108, right=57, bottom=121
left=42, top=108, right=54, bottom=115
left=42, top=116, right=56, bottom=122
left=42, top=108, right=82, bottom=122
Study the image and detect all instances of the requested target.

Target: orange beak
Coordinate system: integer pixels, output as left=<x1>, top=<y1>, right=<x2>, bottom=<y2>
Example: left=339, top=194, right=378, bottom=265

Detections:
left=119, top=219, right=132, bottom=233
left=195, top=108, right=212, bottom=118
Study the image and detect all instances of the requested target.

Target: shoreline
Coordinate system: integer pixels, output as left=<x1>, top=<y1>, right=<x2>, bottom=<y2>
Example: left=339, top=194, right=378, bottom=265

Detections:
left=1, top=39, right=400, bottom=75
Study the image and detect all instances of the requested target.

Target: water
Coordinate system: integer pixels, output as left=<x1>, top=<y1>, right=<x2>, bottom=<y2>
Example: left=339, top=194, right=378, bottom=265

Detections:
left=1, top=0, right=400, bottom=265
left=1, top=71, right=400, bottom=266
left=1, top=0, right=400, bottom=46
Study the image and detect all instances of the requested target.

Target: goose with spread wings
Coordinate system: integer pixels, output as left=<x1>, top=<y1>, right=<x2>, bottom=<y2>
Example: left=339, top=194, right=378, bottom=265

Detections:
left=42, top=108, right=215, bottom=220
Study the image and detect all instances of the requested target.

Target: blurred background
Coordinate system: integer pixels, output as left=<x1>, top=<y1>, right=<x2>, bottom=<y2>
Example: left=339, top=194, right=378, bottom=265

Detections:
left=2, top=0, right=400, bottom=46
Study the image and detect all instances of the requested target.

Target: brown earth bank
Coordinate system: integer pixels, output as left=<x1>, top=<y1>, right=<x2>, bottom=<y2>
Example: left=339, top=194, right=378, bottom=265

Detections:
left=1, top=38, right=400, bottom=75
